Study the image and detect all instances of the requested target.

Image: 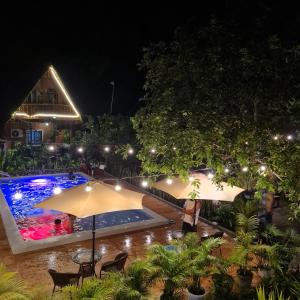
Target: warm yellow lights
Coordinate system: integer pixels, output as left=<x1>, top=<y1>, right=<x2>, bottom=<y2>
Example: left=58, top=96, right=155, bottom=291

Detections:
left=166, top=178, right=173, bottom=185
left=128, top=148, right=134, bottom=155
left=49, top=66, right=81, bottom=118
left=12, top=66, right=81, bottom=120
left=260, top=165, right=267, bottom=171
left=53, top=187, right=62, bottom=195
left=141, top=180, right=148, bottom=188
left=207, top=173, right=214, bottom=179
left=104, top=146, right=110, bottom=153
left=115, top=184, right=122, bottom=191
left=48, top=145, right=55, bottom=151
left=188, top=176, right=195, bottom=182
left=242, top=166, right=249, bottom=172
left=85, top=185, right=92, bottom=192
left=224, top=168, right=230, bottom=174
left=77, top=147, right=84, bottom=153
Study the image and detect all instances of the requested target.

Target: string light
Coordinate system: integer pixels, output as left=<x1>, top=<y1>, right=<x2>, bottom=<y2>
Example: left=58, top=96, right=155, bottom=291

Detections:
left=128, top=148, right=134, bottom=155
left=273, top=135, right=278, bottom=140
left=224, top=168, right=230, bottom=174
left=141, top=180, right=148, bottom=188
left=172, top=146, right=177, bottom=150
left=260, top=165, right=267, bottom=172
left=150, top=148, right=156, bottom=154
left=14, top=190, right=23, bottom=200
left=188, top=176, right=195, bottom=182
left=77, top=147, right=84, bottom=153
left=242, top=166, right=248, bottom=172
left=45, top=122, right=49, bottom=126
left=104, top=146, right=110, bottom=152
left=287, top=135, right=293, bottom=141
left=207, top=173, right=214, bottom=179
left=166, top=178, right=173, bottom=185
left=48, top=145, right=55, bottom=151
left=115, top=184, right=122, bottom=191
left=53, top=187, right=62, bottom=195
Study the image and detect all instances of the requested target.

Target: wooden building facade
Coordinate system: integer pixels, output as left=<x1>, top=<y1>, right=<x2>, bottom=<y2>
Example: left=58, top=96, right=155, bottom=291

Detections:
left=3, top=66, right=82, bottom=148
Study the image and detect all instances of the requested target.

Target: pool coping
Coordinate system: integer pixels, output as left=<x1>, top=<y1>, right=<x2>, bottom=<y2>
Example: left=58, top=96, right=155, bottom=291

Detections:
left=0, top=172, right=169, bottom=254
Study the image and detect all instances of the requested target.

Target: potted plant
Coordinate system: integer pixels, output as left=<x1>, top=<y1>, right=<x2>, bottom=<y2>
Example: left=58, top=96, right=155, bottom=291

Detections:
left=211, top=258, right=234, bottom=299
left=147, top=244, right=190, bottom=299
left=175, top=233, right=224, bottom=299
left=231, top=213, right=271, bottom=290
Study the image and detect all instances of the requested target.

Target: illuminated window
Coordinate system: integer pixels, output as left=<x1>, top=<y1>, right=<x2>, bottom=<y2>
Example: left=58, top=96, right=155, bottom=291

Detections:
left=26, top=130, right=43, bottom=145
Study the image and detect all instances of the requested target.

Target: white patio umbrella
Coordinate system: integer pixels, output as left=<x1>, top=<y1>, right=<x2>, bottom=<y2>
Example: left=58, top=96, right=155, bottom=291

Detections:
left=153, top=173, right=244, bottom=201
left=36, top=180, right=144, bottom=268
left=153, top=173, right=244, bottom=227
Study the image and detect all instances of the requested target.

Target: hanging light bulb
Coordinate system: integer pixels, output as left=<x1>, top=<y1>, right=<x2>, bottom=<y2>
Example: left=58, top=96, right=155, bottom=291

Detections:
left=104, top=146, right=110, bottom=152
left=141, top=180, right=148, bottom=188
left=260, top=165, right=266, bottom=172
left=77, top=147, right=84, bottom=153
left=14, top=190, right=23, bottom=200
left=207, top=173, right=214, bottom=179
left=188, top=176, right=195, bottom=182
left=53, top=187, right=62, bottom=195
left=85, top=184, right=92, bottom=192
left=115, top=184, right=122, bottom=191
left=150, top=148, right=156, bottom=154
left=242, top=166, right=248, bottom=172
left=224, top=168, right=230, bottom=174
left=166, top=178, right=173, bottom=185
left=128, top=148, right=134, bottom=155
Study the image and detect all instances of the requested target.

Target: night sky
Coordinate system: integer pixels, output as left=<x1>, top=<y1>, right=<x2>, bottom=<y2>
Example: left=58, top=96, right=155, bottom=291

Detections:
left=1, top=1, right=300, bottom=127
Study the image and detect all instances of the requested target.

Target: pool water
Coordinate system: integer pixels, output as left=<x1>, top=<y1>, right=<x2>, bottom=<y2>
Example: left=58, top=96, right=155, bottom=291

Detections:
left=0, top=173, right=152, bottom=241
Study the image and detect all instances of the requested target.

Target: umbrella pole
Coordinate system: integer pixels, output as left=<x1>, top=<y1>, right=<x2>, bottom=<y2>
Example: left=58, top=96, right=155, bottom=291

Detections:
left=92, top=215, right=95, bottom=274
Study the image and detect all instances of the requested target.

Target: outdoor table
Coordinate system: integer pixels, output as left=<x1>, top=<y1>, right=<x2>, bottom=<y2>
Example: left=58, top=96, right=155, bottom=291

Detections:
left=71, top=249, right=102, bottom=265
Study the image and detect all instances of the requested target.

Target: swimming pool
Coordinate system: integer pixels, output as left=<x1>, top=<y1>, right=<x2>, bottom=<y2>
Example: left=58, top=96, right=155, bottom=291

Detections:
left=0, top=173, right=168, bottom=254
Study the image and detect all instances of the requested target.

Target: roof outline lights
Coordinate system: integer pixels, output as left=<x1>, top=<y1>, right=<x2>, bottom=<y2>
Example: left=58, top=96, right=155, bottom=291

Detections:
left=12, top=65, right=81, bottom=120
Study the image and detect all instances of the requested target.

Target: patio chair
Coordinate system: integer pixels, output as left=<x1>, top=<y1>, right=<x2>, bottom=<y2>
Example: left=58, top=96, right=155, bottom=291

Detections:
left=78, top=262, right=96, bottom=284
left=99, top=251, right=128, bottom=278
left=48, top=269, right=81, bottom=295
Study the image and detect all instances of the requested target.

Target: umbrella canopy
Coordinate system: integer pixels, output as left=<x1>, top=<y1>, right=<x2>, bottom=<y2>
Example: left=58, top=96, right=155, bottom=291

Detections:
left=36, top=181, right=144, bottom=217
left=153, top=173, right=244, bottom=201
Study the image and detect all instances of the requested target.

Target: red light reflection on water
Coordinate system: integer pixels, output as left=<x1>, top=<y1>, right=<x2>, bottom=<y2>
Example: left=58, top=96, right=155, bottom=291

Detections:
left=18, top=213, right=73, bottom=240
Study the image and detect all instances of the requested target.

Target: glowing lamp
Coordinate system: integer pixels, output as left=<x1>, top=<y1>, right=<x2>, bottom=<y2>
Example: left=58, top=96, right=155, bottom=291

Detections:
left=273, top=135, right=278, bottom=140
left=45, top=122, right=49, bottom=126
left=207, top=173, right=214, bottom=179
left=166, top=178, right=173, bottom=185
left=77, top=147, right=84, bottom=153
left=172, top=146, right=177, bottom=150
left=150, top=148, right=156, bottom=154
left=224, top=168, right=230, bottom=174
left=287, top=135, right=293, bottom=141
left=260, top=165, right=266, bottom=172
left=141, top=180, right=148, bottom=188
left=48, top=145, right=55, bottom=151
left=188, top=176, right=195, bottom=182
left=85, top=185, right=92, bottom=192
left=242, top=166, right=248, bottom=172
left=128, top=148, right=134, bottom=155
left=14, top=191, right=23, bottom=200
left=53, top=187, right=62, bottom=195
left=115, top=184, right=122, bottom=191
left=104, top=146, right=110, bottom=153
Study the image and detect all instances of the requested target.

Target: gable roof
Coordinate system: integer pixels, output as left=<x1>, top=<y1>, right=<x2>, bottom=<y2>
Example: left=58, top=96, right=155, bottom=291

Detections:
left=12, top=65, right=81, bottom=121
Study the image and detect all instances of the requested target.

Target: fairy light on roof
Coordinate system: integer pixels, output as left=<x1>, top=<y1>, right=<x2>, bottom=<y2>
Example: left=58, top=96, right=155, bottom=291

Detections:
left=207, top=172, right=214, bottom=179
left=115, top=184, right=122, bottom=191
left=14, top=190, right=23, bottom=200
left=141, top=180, right=148, bottom=188
left=188, top=176, right=195, bottom=182
left=166, top=178, right=173, bottom=185
left=53, top=187, right=62, bottom=195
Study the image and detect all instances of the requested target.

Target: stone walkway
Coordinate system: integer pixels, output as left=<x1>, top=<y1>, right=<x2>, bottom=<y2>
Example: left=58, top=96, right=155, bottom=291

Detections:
left=0, top=170, right=234, bottom=296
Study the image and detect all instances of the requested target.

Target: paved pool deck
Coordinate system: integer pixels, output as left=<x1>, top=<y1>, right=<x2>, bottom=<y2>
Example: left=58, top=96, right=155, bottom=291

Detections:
left=0, top=170, right=235, bottom=295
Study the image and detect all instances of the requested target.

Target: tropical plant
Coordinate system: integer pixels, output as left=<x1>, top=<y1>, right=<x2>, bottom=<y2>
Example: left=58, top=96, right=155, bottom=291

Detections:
left=147, top=244, right=190, bottom=299
left=132, top=18, right=300, bottom=220
left=0, top=263, right=31, bottom=300
left=174, top=233, right=224, bottom=296
left=256, top=286, right=290, bottom=300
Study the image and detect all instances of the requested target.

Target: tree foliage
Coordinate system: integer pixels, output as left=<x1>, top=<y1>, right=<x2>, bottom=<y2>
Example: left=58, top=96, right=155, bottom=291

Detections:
left=132, top=19, right=300, bottom=219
